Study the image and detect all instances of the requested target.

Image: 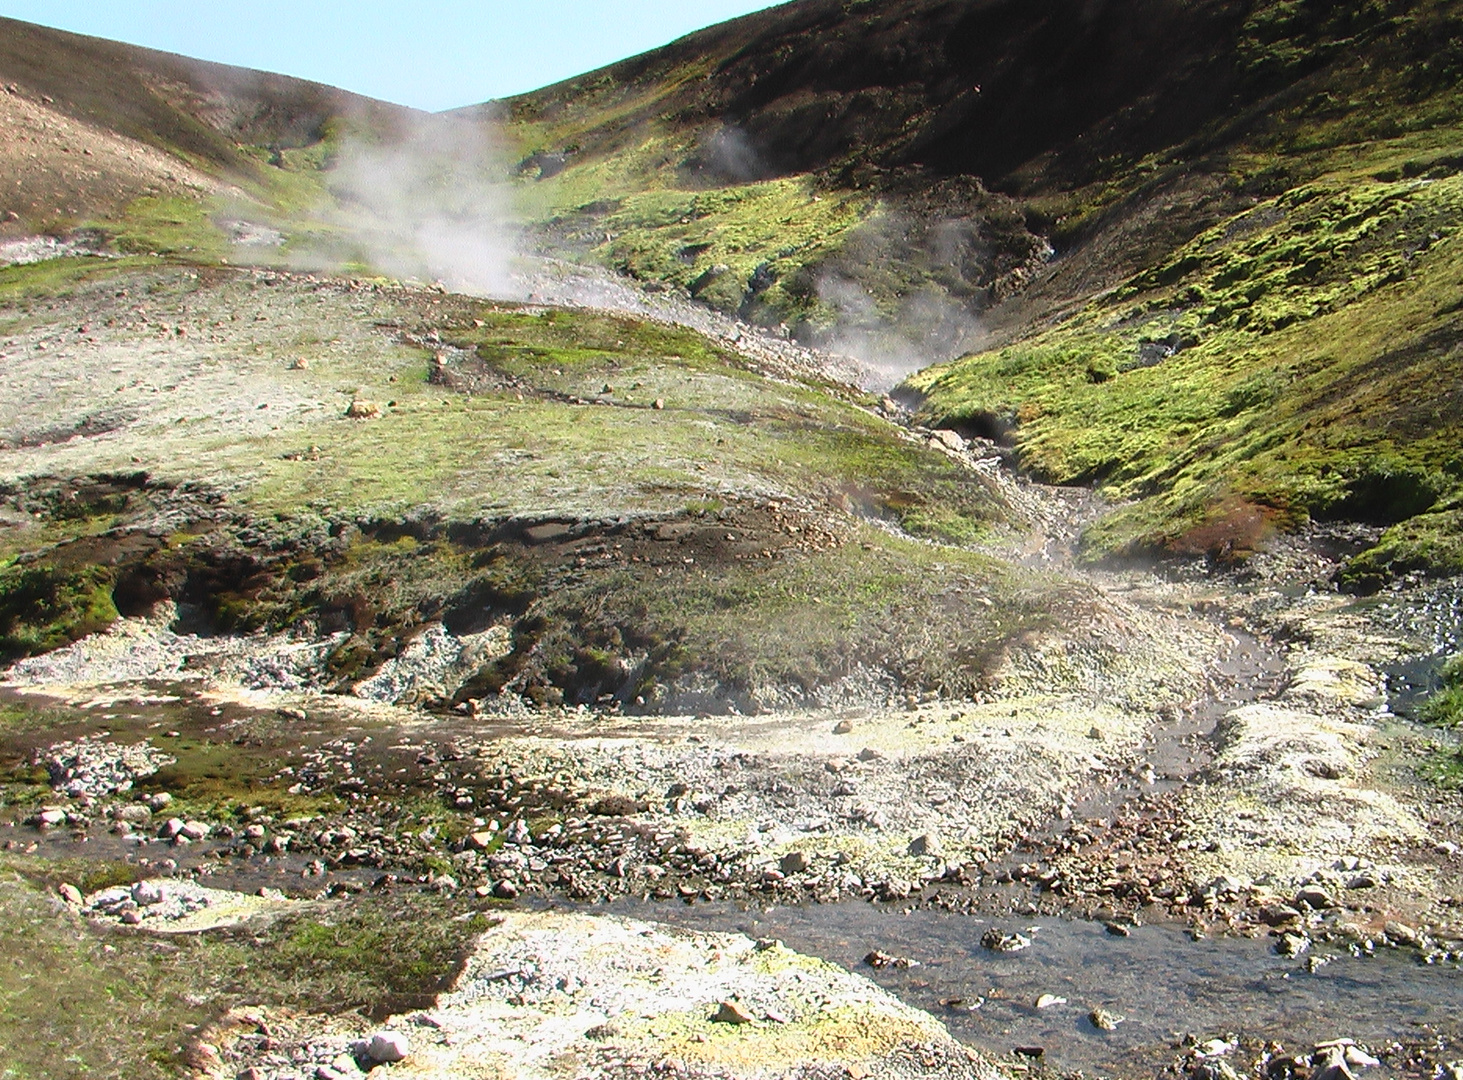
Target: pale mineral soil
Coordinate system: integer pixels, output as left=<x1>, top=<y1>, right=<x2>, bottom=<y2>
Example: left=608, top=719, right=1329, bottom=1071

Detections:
left=0, top=253, right=1460, bottom=1080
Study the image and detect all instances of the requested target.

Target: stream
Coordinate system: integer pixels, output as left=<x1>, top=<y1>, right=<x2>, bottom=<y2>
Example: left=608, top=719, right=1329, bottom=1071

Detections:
left=598, top=896, right=1463, bottom=1075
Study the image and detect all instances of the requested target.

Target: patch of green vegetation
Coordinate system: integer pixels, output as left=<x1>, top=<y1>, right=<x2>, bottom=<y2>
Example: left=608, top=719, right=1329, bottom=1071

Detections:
left=1420, top=745, right=1463, bottom=788
left=0, top=255, right=149, bottom=302
left=907, top=171, right=1463, bottom=573
left=145, top=737, right=342, bottom=822
left=0, top=563, right=119, bottom=660
left=0, top=870, right=487, bottom=1079
left=106, top=196, right=231, bottom=261
left=1419, top=654, right=1463, bottom=728
left=590, top=179, right=872, bottom=322
left=464, top=526, right=1065, bottom=709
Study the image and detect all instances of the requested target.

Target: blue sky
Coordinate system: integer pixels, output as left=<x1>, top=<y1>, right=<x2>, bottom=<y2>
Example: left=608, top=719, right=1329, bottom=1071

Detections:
left=0, top=1, right=786, bottom=111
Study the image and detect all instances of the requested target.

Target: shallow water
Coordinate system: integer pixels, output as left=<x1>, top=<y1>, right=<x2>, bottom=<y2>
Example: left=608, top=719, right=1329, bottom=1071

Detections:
left=600, top=897, right=1463, bottom=1075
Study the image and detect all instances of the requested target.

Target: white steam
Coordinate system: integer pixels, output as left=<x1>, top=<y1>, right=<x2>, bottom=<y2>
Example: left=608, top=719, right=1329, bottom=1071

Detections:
left=814, top=272, right=986, bottom=388
left=326, top=113, right=518, bottom=295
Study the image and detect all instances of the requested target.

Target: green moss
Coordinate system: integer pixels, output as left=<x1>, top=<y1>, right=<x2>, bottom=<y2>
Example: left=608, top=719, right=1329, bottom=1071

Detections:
left=0, top=563, right=119, bottom=659
left=1419, top=654, right=1463, bottom=728
left=906, top=171, right=1463, bottom=573
left=107, top=196, right=230, bottom=261
left=0, top=870, right=486, bottom=1078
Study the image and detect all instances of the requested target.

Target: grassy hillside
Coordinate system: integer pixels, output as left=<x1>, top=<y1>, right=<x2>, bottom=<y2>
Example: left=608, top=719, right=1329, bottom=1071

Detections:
left=4, top=3, right=1462, bottom=589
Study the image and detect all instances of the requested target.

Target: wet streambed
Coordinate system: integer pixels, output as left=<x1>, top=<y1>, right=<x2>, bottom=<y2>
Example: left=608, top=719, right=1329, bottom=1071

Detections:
left=596, top=897, right=1463, bottom=1075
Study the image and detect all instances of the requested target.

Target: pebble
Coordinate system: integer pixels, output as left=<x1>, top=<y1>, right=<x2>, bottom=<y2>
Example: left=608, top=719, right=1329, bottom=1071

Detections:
left=57, top=883, right=83, bottom=904
left=1090, top=1008, right=1124, bottom=1030
left=779, top=851, right=810, bottom=874
left=132, top=880, right=165, bottom=906
left=908, top=832, right=942, bottom=858
left=366, top=1031, right=410, bottom=1063
left=712, top=1000, right=754, bottom=1024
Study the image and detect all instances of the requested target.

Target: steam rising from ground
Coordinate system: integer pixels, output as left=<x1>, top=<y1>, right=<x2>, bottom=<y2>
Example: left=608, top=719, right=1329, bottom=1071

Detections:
left=814, top=272, right=986, bottom=388
left=326, top=114, right=519, bottom=295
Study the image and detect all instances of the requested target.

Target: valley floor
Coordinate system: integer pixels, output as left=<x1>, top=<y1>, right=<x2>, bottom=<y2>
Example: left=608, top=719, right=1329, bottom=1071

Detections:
left=0, top=254, right=1460, bottom=1080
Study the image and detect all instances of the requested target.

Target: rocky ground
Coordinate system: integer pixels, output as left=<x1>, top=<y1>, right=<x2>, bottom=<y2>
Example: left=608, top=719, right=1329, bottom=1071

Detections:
left=0, top=254, right=1461, bottom=1080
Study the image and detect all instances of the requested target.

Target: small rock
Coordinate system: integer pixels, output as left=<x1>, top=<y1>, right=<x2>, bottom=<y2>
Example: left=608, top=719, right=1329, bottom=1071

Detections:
left=244, top=824, right=267, bottom=840
left=367, top=1031, right=410, bottom=1063
left=1384, top=921, right=1421, bottom=947
left=36, top=809, right=66, bottom=828
left=864, top=949, right=917, bottom=969
left=57, top=883, right=83, bottom=904
left=345, top=400, right=383, bottom=420
left=981, top=928, right=1032, bottom=953
left=1311, top=1046, right=1357, bottom=1080
left=908, top=832, right=942, bottom=858
left=506, top=819, right=532, bottom=845
left=652, top=398, right=665, bottom=410
left=180, top=820, right=210, bottom=841
left=1344, top=1047, right=1381, bottom=1069
left=712, top=1000, right=754, bottom=1024
left=492, top=880, right=520, bottom=900
left=832, top=719, right=854, bottom=735
left=468, top=831, right=495, bottom=850
left=1295, top=885, right=1338, bottom=910
left=856, top=747, right=882, bottom=761
left=1276, top=931, right=1310, bottom=957
left=120, top=909, right=143, bottom=925
left=1090, top=1008, right=1124, bottom=1030
left=132, top=880, right=165, bottom=906
left=1258, top=904, right=1302, bottom=926
left=159, top=817, right=185, bottom=839
left=1035, top=994, right=1066, bottom=1009
left=1103, top=921, right=1131, bottom=937
left=779, top=851, right=810, bottom=874
left=147, top=793, right=173, bottom=811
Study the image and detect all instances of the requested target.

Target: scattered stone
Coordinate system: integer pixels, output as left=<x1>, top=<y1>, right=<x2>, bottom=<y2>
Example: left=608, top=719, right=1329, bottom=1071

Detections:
left=132, top=880, right=165, bottom=906
left=1384, top=921, right=1421, bottom=947
left=652, top=398, right=665, bottom=410
left=159, top=817, right=186, bottom=839
left=1295, top=885, right=1338, bottom=910
left=1035, top=994, right=1066, bottom=1009
left=779, top=851, right=810, bottom=874
left=505, top=819, right=532, bottom=845
left=712, top=1000, right=755, bottom=1024
left=864, top=949, right=918, bottom=970
left=36, top=738, right=175, bottom=799
left=36, top=808, right=66, bottom=828
left=345, top=400, right=382, bottom=420
left=981, top=928, right=1032, bottom=953
left=908, top=832, right=942, bottom=858
left=1258, top=903, right=1302, bottom=926
left=57, top=882, right=83, bottom=904
left=468, top=830, right=495, bottom=850
left=180, top=820, right=210, bottom=841
left=492, top=880, right=520, bottom=900
left=833, top=719, right=855, bottom=735
left=857, top=747, right=882, bottom=761
left=1089, top=1008, right=1124, bottom=1030
left=147, top=792, right=173, bottom=812
left=1103, top=921, right=1131, bottom=937
left=366, top=1031, right=410, bottom=1063
left=1276, top=931, right=1310, bottom=957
